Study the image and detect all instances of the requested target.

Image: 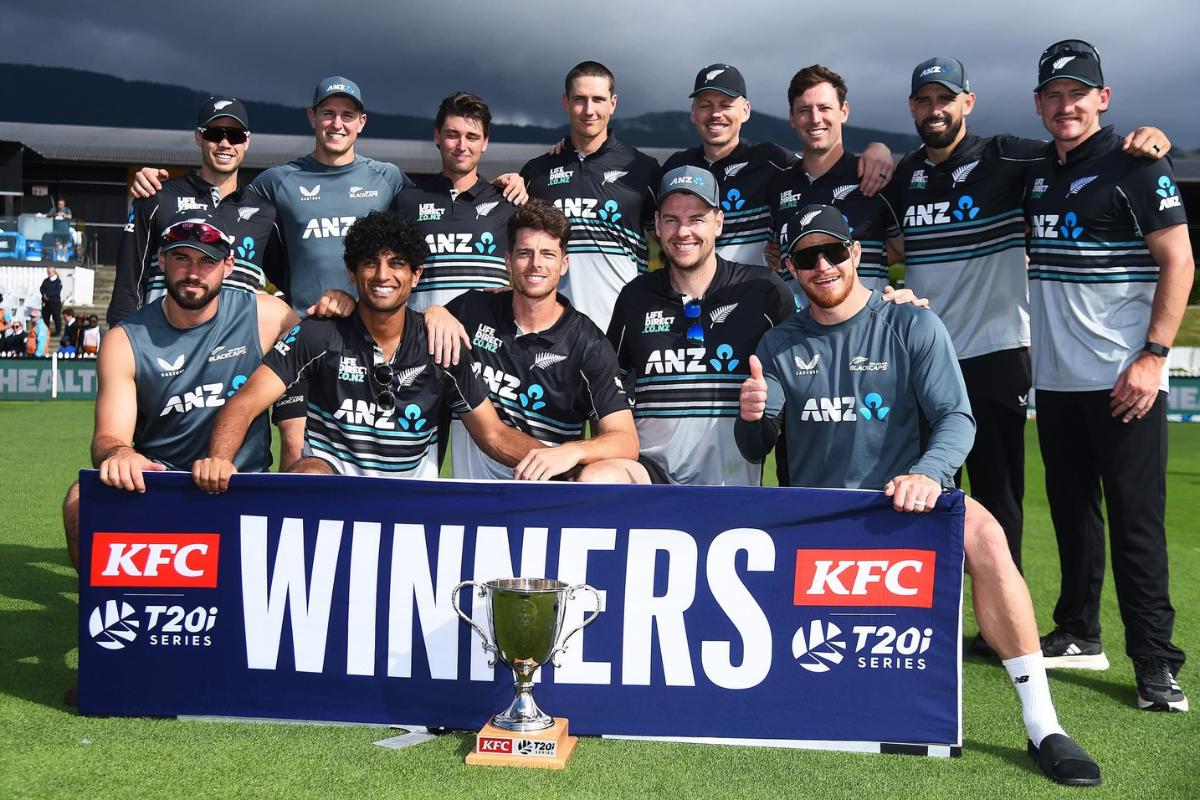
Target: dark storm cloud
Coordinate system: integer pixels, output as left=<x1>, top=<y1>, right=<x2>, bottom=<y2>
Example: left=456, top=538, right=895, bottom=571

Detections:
left=5, top=0, right=1198, bottom=147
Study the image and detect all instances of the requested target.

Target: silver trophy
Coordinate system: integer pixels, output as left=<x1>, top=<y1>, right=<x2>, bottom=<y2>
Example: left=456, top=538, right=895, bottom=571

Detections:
left=451, top=577, right=601, bottom=732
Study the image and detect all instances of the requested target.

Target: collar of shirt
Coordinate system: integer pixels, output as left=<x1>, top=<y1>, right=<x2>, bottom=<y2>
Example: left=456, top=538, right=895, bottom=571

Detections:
left=922, top=131, right=986, bottom=169
left=184, top=169, right=246, bottom=203
left=1055, top=125, right=1119, bottom=167
left=563, top=131, right=622, bottom=161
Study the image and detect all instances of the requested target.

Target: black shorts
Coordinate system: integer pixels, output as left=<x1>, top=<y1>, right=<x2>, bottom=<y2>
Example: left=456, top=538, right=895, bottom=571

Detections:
left=637, top=455, right=673, bottom=485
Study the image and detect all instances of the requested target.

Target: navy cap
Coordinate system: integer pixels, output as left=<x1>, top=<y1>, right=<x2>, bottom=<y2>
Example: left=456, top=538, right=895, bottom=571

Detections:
left=689, top=64, right=747, bottom=99
left=1036, top=39, right=1104, bottom=91
left=197, top=96, right=249, bottom=129
left=780, top=204, right=853, bottom=253
left=313, top=76, right=364, bottom=110
left=911, top=57, right=970, bottom=95
left=659, top=165, right=720, bottom=208
left=160, top=210, right=234, bottom=261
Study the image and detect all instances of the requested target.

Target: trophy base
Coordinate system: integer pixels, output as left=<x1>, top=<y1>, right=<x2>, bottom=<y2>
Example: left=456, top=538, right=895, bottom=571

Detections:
left=465, top=717, right=577, bottom=769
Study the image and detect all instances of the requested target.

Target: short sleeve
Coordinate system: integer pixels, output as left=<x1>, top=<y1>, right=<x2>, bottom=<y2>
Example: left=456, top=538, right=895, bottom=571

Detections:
left=580, top=336, right=632, bottom=420
left=262, top=318, right=328, bottom=388
left=1120, top=158, right=1188, bottom=236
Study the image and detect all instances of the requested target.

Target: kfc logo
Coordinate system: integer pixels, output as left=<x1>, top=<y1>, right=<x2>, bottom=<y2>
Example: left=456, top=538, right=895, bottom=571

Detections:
left=793, top=549, right=936, bottom=608
left=477, top=737, right=513, bottom=754
left=90, top=533, right=220, bottom=588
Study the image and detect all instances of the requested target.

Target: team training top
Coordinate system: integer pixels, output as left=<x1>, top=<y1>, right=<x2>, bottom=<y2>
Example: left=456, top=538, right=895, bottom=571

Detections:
left=119, top=289, right=271, bottom=473
left=607, top=257, right=795, bottom=486
left=521, top=135, right=659, bottom=331
left=1024, top=126, right=1188, bottom=392
left=661, top=140, right=796, bottom=267
left=886, top=134, right=1046, bottom=359
left=392, top=174, right=514, bottom=312
left=109, top=171, right=283, bottom=326
left=249, top=154, right=411, bottom=316
left=262, top=308, right=488, bottom=478
left=445, top=290, right=631, bottom=480
left=769, top=151, right=902, bottom=291
left=736, top=291, right=974, bottom=489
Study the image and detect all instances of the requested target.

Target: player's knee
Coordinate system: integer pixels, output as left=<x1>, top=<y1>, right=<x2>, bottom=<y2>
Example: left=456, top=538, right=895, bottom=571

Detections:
left=577, top=459, right=650, bottom=484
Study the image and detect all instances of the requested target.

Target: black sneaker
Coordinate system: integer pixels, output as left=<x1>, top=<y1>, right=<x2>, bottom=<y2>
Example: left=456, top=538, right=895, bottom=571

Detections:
left=968, top=633, right=997, bottom=659
left=1134, top=657, right=1189, bottom=712
left=1040, top=629, right=1110, bottom=670
left=1027, top=733, right=1102, bottom=787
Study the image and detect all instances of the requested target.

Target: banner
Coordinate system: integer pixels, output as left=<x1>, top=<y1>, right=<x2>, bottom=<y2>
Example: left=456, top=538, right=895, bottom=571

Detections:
left=79, top=472, right=965, bottom=752
left=0, top=356, right=97, bottom=399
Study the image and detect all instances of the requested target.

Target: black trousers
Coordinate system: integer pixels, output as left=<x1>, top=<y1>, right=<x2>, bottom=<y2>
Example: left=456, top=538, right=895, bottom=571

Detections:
left=1036, top=389, right=1185, bottom=671
left=958, top=348, right=1030, bottom=571
left=43, top=300, right=62, bottom=335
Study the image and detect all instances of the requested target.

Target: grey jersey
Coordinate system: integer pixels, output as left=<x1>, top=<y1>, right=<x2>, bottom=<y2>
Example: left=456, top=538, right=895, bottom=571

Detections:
left=120, top=289, right=271, bottom=472
left=743, top=292, right=974, bottom=489
left=249, top=154, right=411, bottom=316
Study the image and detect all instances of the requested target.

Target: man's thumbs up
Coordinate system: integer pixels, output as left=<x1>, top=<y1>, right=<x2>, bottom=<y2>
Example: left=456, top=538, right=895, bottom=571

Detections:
left=740, top=355, right=768, bottom=421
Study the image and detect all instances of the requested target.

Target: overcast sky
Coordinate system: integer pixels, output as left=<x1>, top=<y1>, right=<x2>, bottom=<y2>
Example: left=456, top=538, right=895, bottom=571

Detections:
left=5, top=1, right=1199, bottom=148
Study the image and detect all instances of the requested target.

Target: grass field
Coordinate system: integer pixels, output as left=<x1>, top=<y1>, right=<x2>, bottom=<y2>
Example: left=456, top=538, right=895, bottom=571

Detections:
left=2, top=400, right=1197, bottom=799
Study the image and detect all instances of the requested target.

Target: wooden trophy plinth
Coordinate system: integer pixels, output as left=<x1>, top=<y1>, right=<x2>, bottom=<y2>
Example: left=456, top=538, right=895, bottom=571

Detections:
left=464, top=717, right=578, bottom=769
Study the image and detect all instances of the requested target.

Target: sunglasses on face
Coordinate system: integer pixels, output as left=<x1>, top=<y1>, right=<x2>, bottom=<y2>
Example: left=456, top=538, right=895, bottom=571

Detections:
left=372, top=362, right=396, bottom=411
left=683, top=298, right=704, bottom=344
left=162, top=221, right=231, bottom=249
left=788, top=242, right=853, bottom=271
left=198, top=126, right=249, bottom=145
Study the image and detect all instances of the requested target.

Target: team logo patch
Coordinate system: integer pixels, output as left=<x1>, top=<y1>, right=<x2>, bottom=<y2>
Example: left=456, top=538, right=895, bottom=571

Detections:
left=299, top=185, right=321, bottom=200
left=832, top=184, right=857, bottom=201
left=475, top=201, right=500, bottom=218
left=724, top=161, right=749, bottom=178
left=794, top=353, right=820, bottom=375
left=602, top=170, right=628, bottom=185
left=951, top=160, right=980, bottom=187
left=156, top=354, right=186, bottom=376
left=709, top=303, right=738, bottom=324
left=532, top=353, right=567, bottom=370
left=237, top=207, right=260, bottom=221
left=394, top=365, right=426, bottom=388
left=1068, top=176, right=1098, bottom=196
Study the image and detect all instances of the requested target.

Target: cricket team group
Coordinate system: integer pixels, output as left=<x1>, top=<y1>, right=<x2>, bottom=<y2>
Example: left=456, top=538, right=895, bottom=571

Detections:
left=62, top=37, right=1193, bottom=785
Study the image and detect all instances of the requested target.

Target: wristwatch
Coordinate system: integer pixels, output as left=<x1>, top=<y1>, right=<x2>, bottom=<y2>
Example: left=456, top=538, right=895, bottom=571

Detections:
left=1143, top=341, right=1170, bottom=358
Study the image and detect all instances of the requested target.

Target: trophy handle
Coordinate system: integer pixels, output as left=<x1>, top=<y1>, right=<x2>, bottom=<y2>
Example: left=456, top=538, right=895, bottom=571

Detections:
left=450, top=580, right=498, bottom=667
left=549, top=583, right=602, bottom=667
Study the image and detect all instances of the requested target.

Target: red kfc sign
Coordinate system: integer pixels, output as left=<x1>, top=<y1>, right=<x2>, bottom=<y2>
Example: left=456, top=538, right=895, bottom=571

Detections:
left=794, top=549, right=936, bottom=608
left=90, top=533, right=220, bottom=588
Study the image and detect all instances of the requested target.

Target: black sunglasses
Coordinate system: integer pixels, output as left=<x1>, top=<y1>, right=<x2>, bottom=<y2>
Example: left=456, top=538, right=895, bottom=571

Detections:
left=372, top=362, right=396, bottom=411
left=683, top=298, right=704, bottom=343
left=198, top=126, right=249, bottom=145
left=789, top=242, right=852, bottom=271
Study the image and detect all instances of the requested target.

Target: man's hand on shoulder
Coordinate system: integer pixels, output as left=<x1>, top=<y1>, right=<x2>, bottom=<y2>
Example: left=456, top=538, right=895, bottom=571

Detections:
left=130, top=167, right=169, bottom=199
left=424, top=305, right=470, bottom=367
left=99, top=446, right=166, bottom=493
left=492, top=173, right=529, bottom=205
left=306, top=289, right=356, bottom=319
left=1122, top=127, right=1170, bottom=160
left=884, top=474, right=942, bottom=513
left=881, top=285, right=929, bottom=308
left=192, top=458, right=237, bottom=495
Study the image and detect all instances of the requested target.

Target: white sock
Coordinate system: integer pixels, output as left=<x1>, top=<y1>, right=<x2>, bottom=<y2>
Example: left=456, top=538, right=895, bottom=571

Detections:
left=1003, top=651, right=1066, bottom=747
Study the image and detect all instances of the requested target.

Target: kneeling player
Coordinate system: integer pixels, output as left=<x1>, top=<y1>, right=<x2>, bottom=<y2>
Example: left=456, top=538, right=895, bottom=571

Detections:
left=192, top=211, right=547, bottom=490
left=735, top=205, right=1101, bottom=787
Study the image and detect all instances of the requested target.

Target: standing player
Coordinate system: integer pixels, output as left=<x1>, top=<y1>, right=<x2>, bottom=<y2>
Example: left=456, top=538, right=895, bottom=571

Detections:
left=394, top=92, right=515, bottom=312
left=108, top=96, right=284, bottom=326
left=1025, top=40, right=1190, bottom=711
left=191, top=211, right=547, bottom=488
left=423, top=200, right=641, bottom=481
left=884, top=58, right=1172, bottom=655
left=63, top=211, right=299, bottom=569
left=607, top=166, right=794, bottom=485
left=735, top=205, right=1101, bottom=786
left=664, top=63, right=892, bottom=268
left=521, top=61, right=659, bottom=331
left=768, top=65, right=903, bottom=291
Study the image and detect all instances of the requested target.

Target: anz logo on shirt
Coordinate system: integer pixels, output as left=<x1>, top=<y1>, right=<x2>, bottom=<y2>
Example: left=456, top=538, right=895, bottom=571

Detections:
left=159, top=376, right=248, bottom=416
left=644, top=343, right=740, bottom=375
left=1030, top=212, right=1085, bottom=240
left=479, top=365, right=544, bottom=407
left=799, top=393, right=891, bottom=423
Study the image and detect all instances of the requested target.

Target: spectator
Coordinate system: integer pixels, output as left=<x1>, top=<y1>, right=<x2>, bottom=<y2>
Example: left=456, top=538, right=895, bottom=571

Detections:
left=40, top=266, right=64, bottom=335
left=50, top=199, right=73, bottom=261
left=60, top=307, right=80, bottom=353
left=81, top=315, right=100, bottom=355
left=0, top=319, right=24, bottom=354
left=30, top=308, right=49, bottom=356
left=50, top=198, right=73, bottom=221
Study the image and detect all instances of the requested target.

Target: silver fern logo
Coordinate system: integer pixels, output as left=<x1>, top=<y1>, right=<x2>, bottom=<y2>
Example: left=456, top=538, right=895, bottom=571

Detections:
left=832, top=184, right=857, bottom=201
left=706, top=68, right=726, bottom=81
left=951, top=160, right=980, bottom=187
left=799, top=209, right=823, bottom=227
left=89, top=600, right=140, bottom=650
left=602, top=170, right=628, bottom=185
left=1068, top=176, right=1098, bottom=196
left=533, top=352, right=567, bottom=370
left=394, top=365, right=426, bottom=388
left=1052, top=56, right=1076, bottom=70
left=709, top=303, right=738, bottom=324
left=475, top=201, right=500, bottom=217
left=724, top=161, right=749, bottom=178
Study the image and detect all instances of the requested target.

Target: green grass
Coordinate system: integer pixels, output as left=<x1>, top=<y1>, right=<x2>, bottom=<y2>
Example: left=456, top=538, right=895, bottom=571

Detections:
left=1177, top=305, right=1200, bottom=347
left=2, top=401, right=1197, bottom=799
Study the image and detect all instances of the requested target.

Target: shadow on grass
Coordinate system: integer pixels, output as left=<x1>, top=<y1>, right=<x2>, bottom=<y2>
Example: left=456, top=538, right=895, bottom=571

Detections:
left=0, top=544, right=79, bottom=711
left=1044, top=668, right=1134, bottom=707
left=963, top=737, right=1040, bottom=777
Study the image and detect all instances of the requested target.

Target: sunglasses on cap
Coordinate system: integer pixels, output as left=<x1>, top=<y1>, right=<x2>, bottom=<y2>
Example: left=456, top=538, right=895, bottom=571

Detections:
left=1040, top=39, right=1100, bottom=64
left=372, top=362, right=397, bottom=412
left=162, top=221, right=230, bottom=247
left=788, top=241, right=853, bottom=270
left=683, top=298, right=704, bottom=344
left=198, top=126, right=249, bottom=145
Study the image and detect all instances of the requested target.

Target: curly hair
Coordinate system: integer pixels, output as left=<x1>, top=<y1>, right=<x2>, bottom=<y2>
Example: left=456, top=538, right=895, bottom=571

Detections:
left=506, top=199, right=571, bottom=254
left=343, top=210, right=430, bottom=271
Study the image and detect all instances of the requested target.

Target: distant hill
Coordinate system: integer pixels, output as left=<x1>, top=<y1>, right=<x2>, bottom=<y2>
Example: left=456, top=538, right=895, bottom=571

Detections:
left=0, top=63, right=920, bottom=152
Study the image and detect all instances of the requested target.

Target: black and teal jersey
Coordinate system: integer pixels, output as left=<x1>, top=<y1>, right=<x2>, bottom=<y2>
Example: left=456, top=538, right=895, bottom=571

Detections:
left=109, top=170, right=283, bottom=326
left=119, top=289, right=271, bottom=473
left=607, top=257, right=794, bottom=486
left=520, top=135, right=659, bottom=332
left=661, top=140, right=796, bottom=267
left=768, top=151, right=901, bottom=289
left=249, top=154, right=411, bottom=316
left=736, top=291, right=974, bottom=489
left=261, top=308, right=487, bottom=478
left=445, top=290, right=630, bottom=480
left=392, top=175, right=514, bottom=311
left=1023, top=126, right=1187, bottom=392
left=886, top=133, right=1046, bottom=359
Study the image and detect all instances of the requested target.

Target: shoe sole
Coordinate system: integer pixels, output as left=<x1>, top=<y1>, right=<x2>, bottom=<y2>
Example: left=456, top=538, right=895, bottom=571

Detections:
left=1043, top=653, right=1110, bottom=670
left=1137, top=695, right=1189, bottom=712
